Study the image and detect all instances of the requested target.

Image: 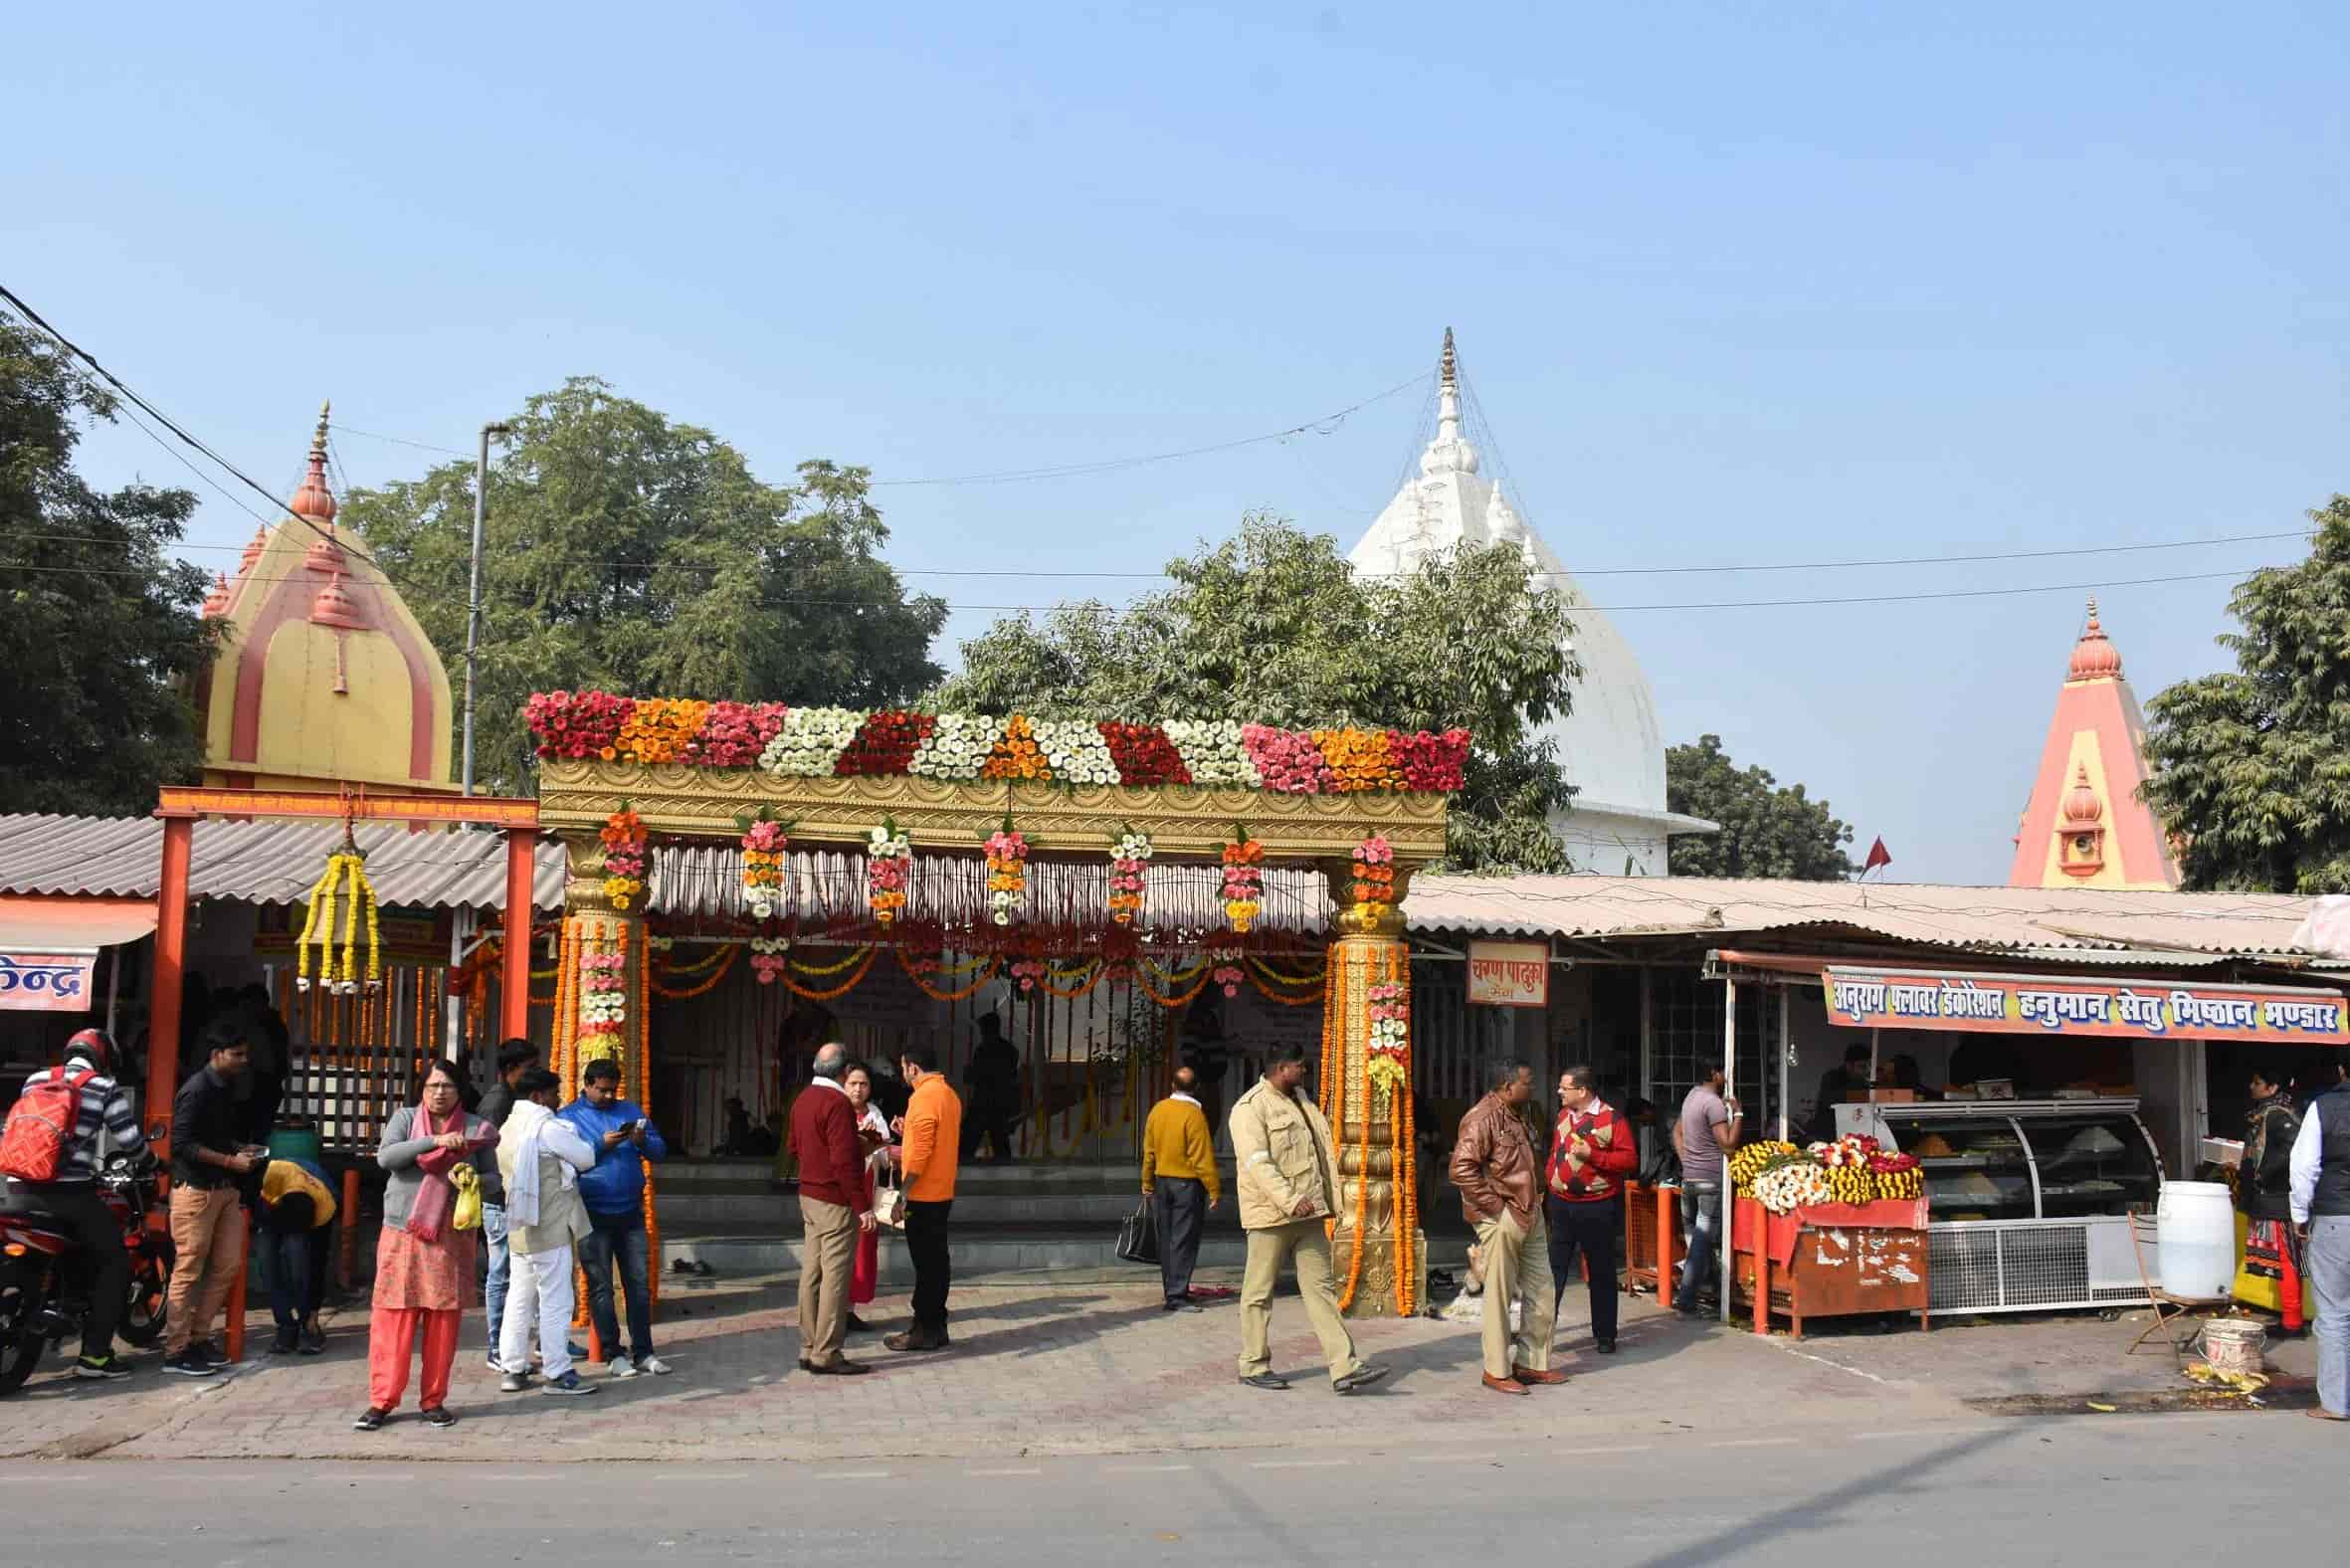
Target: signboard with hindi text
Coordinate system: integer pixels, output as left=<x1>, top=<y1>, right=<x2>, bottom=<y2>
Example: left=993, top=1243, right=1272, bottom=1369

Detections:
left=1468, top=940, right=1550, bottom=1009
left=1822, top=966, right=2350, bottom=1047
left=0, top=953, right=96, bottom=1012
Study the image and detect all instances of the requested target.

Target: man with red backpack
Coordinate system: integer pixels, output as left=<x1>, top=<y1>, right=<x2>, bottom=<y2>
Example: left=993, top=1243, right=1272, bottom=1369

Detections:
left=0, top=1028, right=151, bottom=1379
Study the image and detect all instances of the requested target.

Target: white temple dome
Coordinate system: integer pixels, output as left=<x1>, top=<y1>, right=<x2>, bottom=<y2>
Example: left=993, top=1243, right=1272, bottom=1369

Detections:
left=1347, top=329, right=1713, bottom=874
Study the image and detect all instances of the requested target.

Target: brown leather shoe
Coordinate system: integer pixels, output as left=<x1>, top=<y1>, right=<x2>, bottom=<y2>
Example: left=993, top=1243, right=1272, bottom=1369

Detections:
left=1511, top=1365, right=1569, bottom=1386
left=1482, top=1372, right=1529, bottom=1396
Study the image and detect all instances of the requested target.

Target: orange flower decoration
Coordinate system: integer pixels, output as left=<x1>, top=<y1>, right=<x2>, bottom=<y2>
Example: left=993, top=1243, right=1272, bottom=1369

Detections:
left=616, top=697, right=711, bottom=764
left=1313, top=727, right=1401, bottom=792
left=980, top=714, right=1054, bottom=781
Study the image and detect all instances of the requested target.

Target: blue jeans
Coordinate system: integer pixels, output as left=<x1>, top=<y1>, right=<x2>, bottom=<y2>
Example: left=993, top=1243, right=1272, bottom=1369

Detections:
left=578, top=1210, right=654, bottom=1363
left=2311, top=1215, right=2350, bottom=1418
left=1672, top=1182, right=1722, bottom=1312
left=257, top=1225, right=327, bottom=1330
left=482, top=1204, right=510, bottom=1355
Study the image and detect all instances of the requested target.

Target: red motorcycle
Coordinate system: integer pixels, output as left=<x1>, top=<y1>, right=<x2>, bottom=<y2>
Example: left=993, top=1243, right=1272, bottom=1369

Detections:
left=0, top=1153, right=173, bottom=1392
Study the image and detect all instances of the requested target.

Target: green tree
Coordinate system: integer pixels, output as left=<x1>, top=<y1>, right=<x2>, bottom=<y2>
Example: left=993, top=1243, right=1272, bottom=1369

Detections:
left=2142, top=497, right=2350, bottom=891
left=935, top=514, right=1583, bottom=871
left=1665, top=734, right=1855, bottom=880
left=0, top=311, right=215, bottom=815
left=347, top=378, right=947, bottom=792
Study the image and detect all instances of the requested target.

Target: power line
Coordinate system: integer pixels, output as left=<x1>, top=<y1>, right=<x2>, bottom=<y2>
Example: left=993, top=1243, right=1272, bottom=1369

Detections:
left=0, top=560, right=2275, bottom=614
left=333, top=424, right=470, bottom=458
left=0, top=283, right=387, bottom=573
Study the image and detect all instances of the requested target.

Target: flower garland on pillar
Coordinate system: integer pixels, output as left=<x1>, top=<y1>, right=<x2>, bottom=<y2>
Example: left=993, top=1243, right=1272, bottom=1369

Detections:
left=640, top=929, right=659, bottom=1310
left=984, top=817, right=1030, bottom=925
left=867, top=817, right=910, bottom=926
left=578, top=925, right=629, bottom=1067
left=736, top=810, right=791, bottom=920
left=1379, top=944, right=1417, bottom=1316
left=1350, top=834, right=1396, bottom=914
left=1220, top=827, right=1264, bottom=932
left=600, top=809, right=648, bottom=910
left=1107, top=826, right=1151, bottom=926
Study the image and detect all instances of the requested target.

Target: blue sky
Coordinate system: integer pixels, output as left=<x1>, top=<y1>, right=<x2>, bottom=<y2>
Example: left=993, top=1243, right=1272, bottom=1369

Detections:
left=12, top=3, right=2346, bottom=882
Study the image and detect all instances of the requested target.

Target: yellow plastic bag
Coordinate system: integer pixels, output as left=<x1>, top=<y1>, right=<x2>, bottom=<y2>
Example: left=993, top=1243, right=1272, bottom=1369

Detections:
left=451, top=1162, right=483, bottom=1233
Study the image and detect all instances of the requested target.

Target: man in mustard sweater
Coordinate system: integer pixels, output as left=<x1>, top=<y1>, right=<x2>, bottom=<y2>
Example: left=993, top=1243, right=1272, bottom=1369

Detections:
left=1141, top=1062, right=1223, bottom=1311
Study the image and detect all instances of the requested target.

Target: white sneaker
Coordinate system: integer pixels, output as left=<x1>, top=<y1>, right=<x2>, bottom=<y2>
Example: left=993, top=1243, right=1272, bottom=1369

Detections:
left=606, top=1359, right=640, bottom=1379
left=636, top=1355, right=673, bottom=1376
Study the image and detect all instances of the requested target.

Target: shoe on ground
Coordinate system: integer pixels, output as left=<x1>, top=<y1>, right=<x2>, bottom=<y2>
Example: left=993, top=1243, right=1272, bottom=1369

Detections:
left=73, top=1353, right=133, bottom=1381
left=606, top=1359, right=641, bottom=1379
left=635, top=1354, right=673, bottom=1376
left=421, top=1406, right=458, bottom=1428
left=1164, top=1300, right=1205, bottom=1313
left=808, top=1358, right=873, bottom=1376
left=1333, top=1363, right=1391, bottom=1396
left=883, top=1331, right=945, bottom=1353
left=846, top=1313, right=874, bottom=1333
left=1482, top=1372, right=1531, bottom=1396
left=544, top=1371, right=598, bottom=1396
left=567, top=1340, right=588, bottom=1359
left=268, top=1328, right=298, bottom=1356
left=193, top=1339, right=230, bottom=1367
left=299, top=1322, right=326, bottom=1356
left=353, top=1407, right=387, bottom=1431
left=1511, top=1365, right=1569, bottom=1386
left=162, top=1349, right=218, bottom=1378
left=1238, top=1372, right=1290, bottom=1390
left=499, top=1371, right=529, bottom=1393
left=1594, top=1339, right=1619, bottom=1355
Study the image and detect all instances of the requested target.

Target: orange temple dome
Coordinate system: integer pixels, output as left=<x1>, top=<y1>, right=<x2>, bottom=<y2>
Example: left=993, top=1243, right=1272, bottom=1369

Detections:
left=2067, top=598, right=2122, bottom=682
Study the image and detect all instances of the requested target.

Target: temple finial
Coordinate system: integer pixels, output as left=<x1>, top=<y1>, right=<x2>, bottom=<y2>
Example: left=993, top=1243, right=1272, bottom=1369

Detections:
left=1440, top=326, right=1457, bottom=391
left=312, top=399, right=331, bottom=455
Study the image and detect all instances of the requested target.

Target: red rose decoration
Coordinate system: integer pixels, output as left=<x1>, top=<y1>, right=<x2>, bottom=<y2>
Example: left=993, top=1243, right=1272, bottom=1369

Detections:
left=1098, top=722, right=1192, bottom=787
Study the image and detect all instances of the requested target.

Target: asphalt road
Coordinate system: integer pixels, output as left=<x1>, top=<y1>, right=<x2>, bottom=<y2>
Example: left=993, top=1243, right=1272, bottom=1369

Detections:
left=8, top=1413, right=2325, bottom=1566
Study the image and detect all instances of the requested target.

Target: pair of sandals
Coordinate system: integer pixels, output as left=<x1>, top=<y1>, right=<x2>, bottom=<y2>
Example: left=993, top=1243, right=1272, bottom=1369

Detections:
left=353, top=1405, right=455, bottom=1431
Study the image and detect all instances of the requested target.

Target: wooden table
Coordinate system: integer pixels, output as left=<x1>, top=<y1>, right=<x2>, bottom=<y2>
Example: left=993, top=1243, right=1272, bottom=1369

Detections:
left=1732, top=1195, right=1931, bottom=1338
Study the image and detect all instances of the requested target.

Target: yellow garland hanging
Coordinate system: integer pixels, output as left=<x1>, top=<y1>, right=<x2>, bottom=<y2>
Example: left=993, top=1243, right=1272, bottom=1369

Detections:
left=655, top=944, right=733, bottom=980
left=1133, top=964, right=1211, bottom=1009
left=789, top=946, right=873, bottom=977
left=894, top=948, right=1003, bottom=1003
left=296, top=850, right=381, bottom=993
left=1037, top=959, right=1106, bottom=1000
left=1138, top=956, right=1212, bottom=986
left=647, top=944, right=740, bottom=1000
left=783, top=946, right=878, bottom=1001
left=1247, top=954, right=1325, bottom=986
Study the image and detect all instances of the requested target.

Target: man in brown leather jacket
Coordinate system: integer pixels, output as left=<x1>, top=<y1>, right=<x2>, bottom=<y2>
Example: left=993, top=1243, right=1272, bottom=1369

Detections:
left=1450, top=1060, right=1562, bottom=1395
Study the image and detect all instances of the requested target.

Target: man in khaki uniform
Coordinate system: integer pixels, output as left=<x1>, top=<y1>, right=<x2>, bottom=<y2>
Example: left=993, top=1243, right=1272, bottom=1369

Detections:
left=1228, top=1044, right=1391, bottom=1394
left=1450, top=1060, right=1564, bottom=1395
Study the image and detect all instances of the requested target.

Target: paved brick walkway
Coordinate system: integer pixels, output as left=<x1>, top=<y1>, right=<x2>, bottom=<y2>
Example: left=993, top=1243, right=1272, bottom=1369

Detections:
left=0, top=1274, right=2306, bottom=1464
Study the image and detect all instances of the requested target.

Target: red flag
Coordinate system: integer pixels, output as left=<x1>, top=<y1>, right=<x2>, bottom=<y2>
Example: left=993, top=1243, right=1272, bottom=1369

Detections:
left=1862, top=837, right=1892, bottom=875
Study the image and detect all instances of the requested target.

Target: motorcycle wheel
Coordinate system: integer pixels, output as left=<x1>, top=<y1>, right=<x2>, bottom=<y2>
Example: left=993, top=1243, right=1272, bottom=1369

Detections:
left=117, top=1251, right=170, bottom=1348
left=0, top=1268, right=47, bottom=1395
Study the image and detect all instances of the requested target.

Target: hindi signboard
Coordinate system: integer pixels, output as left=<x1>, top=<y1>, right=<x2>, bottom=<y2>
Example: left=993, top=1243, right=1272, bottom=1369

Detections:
left=1468, top=940, right=1550, bottom=1009
left=0, top=953, right=96, bottom=1012
left=1822, top=965, right=2350, bottom=1047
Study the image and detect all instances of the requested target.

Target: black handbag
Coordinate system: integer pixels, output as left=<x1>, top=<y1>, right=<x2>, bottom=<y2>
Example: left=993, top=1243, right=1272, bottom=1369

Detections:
left=1116, top=1199, right=1159, bottom=1265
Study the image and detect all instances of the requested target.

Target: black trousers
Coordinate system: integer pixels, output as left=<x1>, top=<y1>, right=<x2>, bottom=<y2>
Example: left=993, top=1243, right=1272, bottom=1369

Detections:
left=1547, top=1193, right=1622, bottom=1346
left=1153, top=1178, right=1208, bottom=1304
left=961, top=1107, right=1017, bottom=1163
left=905, top=1198, right=953, bottom=1336
left=17, top=1183, right=128, bottom=1360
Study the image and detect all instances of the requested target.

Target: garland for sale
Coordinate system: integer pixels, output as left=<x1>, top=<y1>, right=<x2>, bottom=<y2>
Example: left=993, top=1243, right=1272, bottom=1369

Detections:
left=1221, top=826, right=1264, bottom=933
left=295, top=848, right=381, bottom=995
left=867, top=818, right=910, bottom=926
left=984, top=816, right=1030, bottom=925
left=600, top=808, right=648, bottom=910
left=1107, top=825, right=1151, bottom=926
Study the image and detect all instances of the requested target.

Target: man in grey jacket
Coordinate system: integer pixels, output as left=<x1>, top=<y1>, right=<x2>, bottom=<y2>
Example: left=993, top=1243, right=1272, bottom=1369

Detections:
left=494, top=1070, right=599, bottom=1396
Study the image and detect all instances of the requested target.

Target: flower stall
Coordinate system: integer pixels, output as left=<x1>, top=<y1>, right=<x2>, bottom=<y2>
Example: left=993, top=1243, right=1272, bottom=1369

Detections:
left=524, top=691, right=1469, bottom=1318
left=1726, top=1134, right=1933, bottom=1337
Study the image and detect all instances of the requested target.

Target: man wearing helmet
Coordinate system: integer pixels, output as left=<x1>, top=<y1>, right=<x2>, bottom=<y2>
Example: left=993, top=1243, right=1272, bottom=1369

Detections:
left=4, top=1029, right=149, bottom=1379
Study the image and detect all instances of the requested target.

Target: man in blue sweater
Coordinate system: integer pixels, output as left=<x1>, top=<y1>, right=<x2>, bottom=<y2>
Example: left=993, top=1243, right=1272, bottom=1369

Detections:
left=559, top=1059, right=671, bottom=1378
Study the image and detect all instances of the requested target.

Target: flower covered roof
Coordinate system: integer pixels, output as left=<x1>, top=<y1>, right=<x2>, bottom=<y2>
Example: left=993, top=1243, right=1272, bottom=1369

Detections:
left=524, top=692, right=1470, bottom=797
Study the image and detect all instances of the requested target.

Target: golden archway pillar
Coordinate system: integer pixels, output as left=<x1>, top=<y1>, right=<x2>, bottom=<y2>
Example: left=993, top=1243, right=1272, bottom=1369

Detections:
left=1321, top=862, right=1424, bottom=1319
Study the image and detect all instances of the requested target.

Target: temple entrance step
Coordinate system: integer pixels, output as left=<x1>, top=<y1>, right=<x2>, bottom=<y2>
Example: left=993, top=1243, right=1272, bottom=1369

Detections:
left=659, top=1223, right=1471, bottom=1285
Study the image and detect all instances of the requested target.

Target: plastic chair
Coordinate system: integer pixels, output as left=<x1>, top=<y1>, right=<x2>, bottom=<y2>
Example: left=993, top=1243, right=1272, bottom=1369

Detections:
left=2125, top=1209, right=2231, bottom=1360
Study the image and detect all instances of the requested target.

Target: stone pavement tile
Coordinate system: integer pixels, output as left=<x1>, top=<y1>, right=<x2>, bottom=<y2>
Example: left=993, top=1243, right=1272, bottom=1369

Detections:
left=1, top=1278, right=2285, bottom=1465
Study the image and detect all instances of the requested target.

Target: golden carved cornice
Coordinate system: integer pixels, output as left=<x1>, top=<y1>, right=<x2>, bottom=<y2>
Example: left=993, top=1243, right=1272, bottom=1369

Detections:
left=535, top=759, right=1449, bottom=866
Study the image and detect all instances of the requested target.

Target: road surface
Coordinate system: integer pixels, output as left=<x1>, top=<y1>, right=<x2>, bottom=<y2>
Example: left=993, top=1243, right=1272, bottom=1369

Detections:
left=9, top=1410, right=2324, bottom=1566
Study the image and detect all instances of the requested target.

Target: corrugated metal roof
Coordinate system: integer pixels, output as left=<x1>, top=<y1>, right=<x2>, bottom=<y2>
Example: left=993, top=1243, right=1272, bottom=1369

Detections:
left=0, top=815, right=565, bottom=911
left=1400, top=875, right=2320, bottom=958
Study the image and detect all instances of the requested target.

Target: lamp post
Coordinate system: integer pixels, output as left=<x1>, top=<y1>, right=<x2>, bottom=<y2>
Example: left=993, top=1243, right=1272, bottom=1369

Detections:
left=462, top=420, right=514, bottom=797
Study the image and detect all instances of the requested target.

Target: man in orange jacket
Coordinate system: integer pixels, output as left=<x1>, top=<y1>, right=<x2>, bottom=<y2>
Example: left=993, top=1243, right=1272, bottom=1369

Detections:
left=887, top=1043, right=963, bottom=1352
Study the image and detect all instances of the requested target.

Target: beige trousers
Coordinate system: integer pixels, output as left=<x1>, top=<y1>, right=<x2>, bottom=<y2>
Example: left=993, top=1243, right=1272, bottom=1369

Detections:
left=1238, top=1219, right=1363, bottom=1384
left=1474, top=1206, right=1556, bottom=1379
left=164, top=1185, right=244, bottom=1356
left=798, top=1196, right=860, bottom=1367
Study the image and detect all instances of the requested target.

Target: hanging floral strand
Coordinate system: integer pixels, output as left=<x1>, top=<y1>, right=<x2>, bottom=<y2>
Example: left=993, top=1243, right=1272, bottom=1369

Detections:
left=736, top=808, right=791, bottom=920
left=600, top=807, right=648, bottom=910
left=1107, top=825, right=1151, bottom=926
left=1220, top=823, right=1264, bottom=933
left=867, top=817, right=911, bottom=926
left=983, top=815, right=1031, bottom=926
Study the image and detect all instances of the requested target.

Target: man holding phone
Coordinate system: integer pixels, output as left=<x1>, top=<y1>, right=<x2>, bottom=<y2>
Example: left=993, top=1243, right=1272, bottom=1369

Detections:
left=163, top=1019, right=266, bottom=1377
left=559, top=1059, right=671, bottom=1378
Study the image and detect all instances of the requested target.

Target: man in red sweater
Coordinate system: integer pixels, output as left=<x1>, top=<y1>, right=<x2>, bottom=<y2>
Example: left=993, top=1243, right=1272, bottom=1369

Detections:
left=788, top=1043, right=876, bottom=1376
left=1547, top=1064, right=1639, bottom=1355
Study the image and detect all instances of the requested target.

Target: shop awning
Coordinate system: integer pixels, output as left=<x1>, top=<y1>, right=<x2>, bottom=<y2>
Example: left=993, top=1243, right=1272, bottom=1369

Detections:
left=0, top=894, right=159, bottom=952
left=1821, top=963, right=2350, bottom=1046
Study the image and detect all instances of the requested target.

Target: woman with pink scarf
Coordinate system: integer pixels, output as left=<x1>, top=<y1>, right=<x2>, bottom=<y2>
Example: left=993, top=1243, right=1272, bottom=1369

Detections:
left=359, top=1061, right=498, bottom=1430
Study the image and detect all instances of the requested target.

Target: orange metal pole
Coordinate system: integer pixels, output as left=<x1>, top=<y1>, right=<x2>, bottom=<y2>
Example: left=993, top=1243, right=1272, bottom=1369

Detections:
left=145, top=815, right=194, bottom=1154
left=500, top=829, right=534, bottom=1042
left=1657, top=1186, right=1677, bottom=1302
left=1748, top=1198, right=1769, bottom=1335
left=339, top=1167, right=361, bottom=1291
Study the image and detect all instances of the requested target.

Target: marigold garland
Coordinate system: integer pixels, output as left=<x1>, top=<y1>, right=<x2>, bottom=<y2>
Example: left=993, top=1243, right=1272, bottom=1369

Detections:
left=983, top=816, right=1030, bottom=926
left=600, top=809, right=648, bottom=910
left=1220, top=830, right=1265, bottom=932
left=1349, top=834, right=1397, bottom=912
left=980, top=714, right=1052, bottom=781
left=784, top=946, right=877, bottom=1001
left=867, top=818, right=910, bottom=925
left=893, top=947, right=1002, bottom=1002
left=789, top=945, right=870, bottom=977
left=1107, top=826, right=1151, bottom=926
left=647, top=944, right=739, bottom=999
left=295, top=850, right=381, bottom=995
left=737, top=810, right=790, bottom=920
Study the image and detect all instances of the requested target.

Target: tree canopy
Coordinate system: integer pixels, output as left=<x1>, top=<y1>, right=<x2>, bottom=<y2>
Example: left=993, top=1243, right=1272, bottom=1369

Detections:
left=0, top=311, right=215, bottom=815
left=2142, top=497, right=2350, bottom=892
left=347, top=378, right=947, bottom=792
left=934, top=514, right=1583, bottom=871
left=1665, top=734, right=1855, bottom=880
